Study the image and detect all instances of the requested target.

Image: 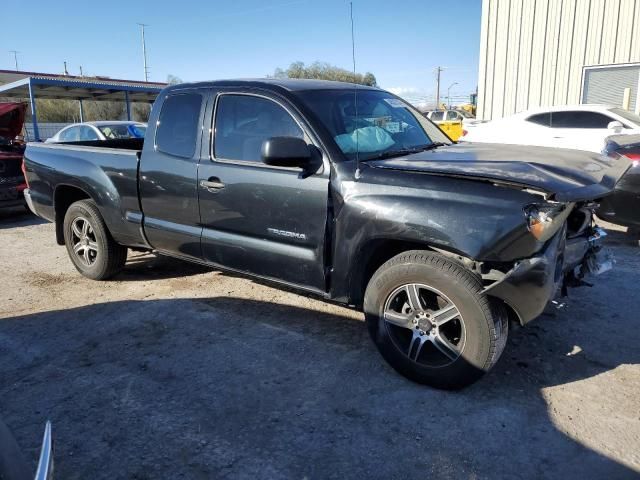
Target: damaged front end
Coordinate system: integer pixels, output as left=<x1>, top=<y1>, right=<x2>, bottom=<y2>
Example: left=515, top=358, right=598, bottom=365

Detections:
left=482, top=202, right=612, bottom=325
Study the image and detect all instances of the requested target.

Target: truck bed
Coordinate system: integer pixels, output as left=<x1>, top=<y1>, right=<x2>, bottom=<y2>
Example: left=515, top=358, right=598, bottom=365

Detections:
left=24, top=140, right=147, bottom=247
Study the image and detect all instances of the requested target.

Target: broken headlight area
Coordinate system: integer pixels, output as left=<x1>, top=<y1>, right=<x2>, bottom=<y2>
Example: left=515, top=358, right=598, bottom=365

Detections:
left=523, top=202, right=573, bottom=242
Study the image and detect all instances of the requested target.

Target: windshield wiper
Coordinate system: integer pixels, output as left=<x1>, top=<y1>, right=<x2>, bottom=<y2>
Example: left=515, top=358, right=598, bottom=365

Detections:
left=362, top=143, right=448, bottom=162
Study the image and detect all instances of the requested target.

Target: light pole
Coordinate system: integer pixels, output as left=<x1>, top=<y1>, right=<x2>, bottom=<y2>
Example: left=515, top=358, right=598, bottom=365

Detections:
left=447, top=82, right=458, bottom=110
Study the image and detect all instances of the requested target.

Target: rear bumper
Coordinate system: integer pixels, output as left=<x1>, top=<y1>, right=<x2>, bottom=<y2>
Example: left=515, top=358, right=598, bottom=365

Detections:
left=485, top=226, right=608, bottom=325
left=23, top=188, right=36, bottom=215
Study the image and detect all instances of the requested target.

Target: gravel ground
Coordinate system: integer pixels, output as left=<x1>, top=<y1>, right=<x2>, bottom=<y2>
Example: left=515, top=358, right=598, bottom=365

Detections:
left=1, top=207, right=639, bottom=479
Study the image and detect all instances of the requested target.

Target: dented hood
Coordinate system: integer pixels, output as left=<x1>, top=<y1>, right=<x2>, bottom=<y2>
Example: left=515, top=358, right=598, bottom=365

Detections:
left=0, top=103, right=27, bottom=141
left=367, top=142, right=632, bottom=202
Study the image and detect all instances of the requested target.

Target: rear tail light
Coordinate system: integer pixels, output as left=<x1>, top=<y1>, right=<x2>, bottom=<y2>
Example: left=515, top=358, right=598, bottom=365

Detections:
left=461, top=129, right=468, bottom=137
left=621, top=152, right=640, bottom=168
left=21, top=158, right=30, bottom=188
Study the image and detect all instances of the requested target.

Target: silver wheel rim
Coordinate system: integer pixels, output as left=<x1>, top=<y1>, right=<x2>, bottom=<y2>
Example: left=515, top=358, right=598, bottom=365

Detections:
left=383, top=283, right=466, bottom=367
left=71, top=217, right=98, bottom=267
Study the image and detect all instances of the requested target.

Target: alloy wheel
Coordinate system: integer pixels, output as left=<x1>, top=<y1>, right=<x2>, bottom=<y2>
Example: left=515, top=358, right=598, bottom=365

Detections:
left=70, top=217, right=99, bottom=267
left=383, top=283, right=466, bottom=367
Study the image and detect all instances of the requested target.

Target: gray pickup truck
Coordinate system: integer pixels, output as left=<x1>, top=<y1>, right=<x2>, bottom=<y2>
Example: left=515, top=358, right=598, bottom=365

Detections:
left=23, top=79, right=627, bottom=389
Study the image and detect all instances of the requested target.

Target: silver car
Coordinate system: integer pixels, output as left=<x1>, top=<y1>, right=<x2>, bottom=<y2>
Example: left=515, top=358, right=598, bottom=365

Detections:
left=45, top=121, right=146, bottom=143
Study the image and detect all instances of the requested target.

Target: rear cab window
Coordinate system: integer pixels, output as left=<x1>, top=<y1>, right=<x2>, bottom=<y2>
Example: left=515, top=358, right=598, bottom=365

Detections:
left=155, top=93, right=203, bottom=158
left=445, top=111, right=459, bottom=121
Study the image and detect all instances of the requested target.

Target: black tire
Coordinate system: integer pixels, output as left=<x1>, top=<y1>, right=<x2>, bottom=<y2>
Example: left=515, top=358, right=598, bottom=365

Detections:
left=364, top=250, right=508, bottom=390
left=63, top=199, right=127, bottom=280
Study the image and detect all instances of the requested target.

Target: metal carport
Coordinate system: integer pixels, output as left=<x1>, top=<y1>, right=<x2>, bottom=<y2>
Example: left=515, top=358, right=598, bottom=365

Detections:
left=0, top=75, right=164, bottom=141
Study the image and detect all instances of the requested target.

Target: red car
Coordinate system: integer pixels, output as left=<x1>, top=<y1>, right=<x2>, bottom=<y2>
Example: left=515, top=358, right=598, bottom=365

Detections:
left=0, top=103, right=27, bottom=209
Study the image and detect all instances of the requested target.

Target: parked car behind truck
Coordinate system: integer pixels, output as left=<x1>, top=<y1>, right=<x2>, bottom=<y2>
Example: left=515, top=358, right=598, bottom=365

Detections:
left=23, top=79, right=628, bottom=389
left=460, top=104, right=640, bottom=152
left=45, top=121, right=147, bottom=143
left=597, top=134, right=640, bottom=240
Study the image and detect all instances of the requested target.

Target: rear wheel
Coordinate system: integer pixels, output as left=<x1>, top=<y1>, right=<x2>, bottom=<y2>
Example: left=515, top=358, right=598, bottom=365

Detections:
left=364, top=251, right=508, bottom=390
left=63, top=200, right=127, bottom=280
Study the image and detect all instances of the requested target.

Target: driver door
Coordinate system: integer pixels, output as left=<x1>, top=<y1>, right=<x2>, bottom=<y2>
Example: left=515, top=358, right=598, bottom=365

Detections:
left=198, top=90, right=330, bottom=292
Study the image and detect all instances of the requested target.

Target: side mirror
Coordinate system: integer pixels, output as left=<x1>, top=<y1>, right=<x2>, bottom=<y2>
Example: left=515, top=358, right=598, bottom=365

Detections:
left=608, top=120, right=624, bottom=132
left=262, top=136, right=311, bottom=168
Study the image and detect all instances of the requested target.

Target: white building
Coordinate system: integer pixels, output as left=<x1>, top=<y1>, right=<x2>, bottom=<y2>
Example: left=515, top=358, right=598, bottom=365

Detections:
left=477, top=0, right=640, bottom=120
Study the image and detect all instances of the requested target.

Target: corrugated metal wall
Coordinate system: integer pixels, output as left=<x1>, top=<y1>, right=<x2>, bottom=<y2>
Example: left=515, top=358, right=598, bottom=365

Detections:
left=477, top=0, right=640, bottom=120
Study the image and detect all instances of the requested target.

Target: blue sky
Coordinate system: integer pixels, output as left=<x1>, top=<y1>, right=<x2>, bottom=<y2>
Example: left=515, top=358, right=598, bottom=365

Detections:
left=2, top=0, right=481, bottom=106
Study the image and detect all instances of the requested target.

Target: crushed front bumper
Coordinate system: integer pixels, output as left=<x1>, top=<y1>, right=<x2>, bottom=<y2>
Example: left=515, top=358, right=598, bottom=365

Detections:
left=485, top=226, right=611, bottom=325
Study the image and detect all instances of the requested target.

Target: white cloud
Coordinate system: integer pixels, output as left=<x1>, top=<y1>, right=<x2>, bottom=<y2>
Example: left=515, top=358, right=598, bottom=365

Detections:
left=386, top=86, right=420, bottom=96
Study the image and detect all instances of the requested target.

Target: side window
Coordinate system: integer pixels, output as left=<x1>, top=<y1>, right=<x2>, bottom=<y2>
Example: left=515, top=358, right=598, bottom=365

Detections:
left=526, top=113, right=551, bottom=127
left=155, top=93, right=202, bottom=158
left=60, top=126, right=80, bottom=142
left=430, top=111, right=444, bottom=121
left=549, top=111, right=612, bottom=129
left=79, top=126, right=99, bottom=141
left=214, top=94, right=304, bottom=163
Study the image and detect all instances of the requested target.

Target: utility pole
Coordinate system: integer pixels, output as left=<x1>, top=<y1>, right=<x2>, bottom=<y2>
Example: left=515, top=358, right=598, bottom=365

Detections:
left=435, top=66, right=443, bottom=110
left=137, top=23, right=150, bottom=82
left=9, top=50, right=19, bottom=71
left=447, top=82, right=458, bottom=109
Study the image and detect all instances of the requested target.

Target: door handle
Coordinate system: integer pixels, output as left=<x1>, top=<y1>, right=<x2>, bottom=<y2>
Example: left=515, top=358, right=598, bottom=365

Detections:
left=200, top=177, right=225, bottom=191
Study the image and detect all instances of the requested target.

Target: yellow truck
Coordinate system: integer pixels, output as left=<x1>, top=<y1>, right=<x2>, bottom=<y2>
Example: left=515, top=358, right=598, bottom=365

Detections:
left=423, top=110, right=470, bottom=141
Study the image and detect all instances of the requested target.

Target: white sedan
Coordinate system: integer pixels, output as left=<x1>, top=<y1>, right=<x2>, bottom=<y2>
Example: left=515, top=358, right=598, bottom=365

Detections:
left=460, top=105, right=640, bottom=153
left=45, top=121, right=147, bottom=143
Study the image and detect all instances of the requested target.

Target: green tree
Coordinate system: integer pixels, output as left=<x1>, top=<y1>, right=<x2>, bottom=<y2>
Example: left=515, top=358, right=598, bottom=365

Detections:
left=166, top=74, right=183, bottom=85
left=272, top=61, right=377, bottom=86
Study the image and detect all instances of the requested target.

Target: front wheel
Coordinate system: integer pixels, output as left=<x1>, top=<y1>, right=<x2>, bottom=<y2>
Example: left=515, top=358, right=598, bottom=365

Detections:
left=364, top=251, right=508, bottom=390
left=63, top=199, right=127, bottom=280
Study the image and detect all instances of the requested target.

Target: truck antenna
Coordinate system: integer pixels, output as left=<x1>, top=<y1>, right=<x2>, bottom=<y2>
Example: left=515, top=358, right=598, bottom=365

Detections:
left=350, top=2, right=361, bottom=179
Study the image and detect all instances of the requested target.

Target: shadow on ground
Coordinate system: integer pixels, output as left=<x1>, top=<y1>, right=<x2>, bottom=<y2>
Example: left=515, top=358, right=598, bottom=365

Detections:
left=1, top=289, right=638, bottom=479
left=118, top=252, right=212, bottom=281
left=0, top=208, right=46, bottom=230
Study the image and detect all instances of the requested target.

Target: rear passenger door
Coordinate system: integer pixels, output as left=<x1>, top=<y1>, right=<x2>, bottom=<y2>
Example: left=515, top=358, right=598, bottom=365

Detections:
left=139, top=91, right=206, bottom=258
left=197, top=90, right=329, bottom=292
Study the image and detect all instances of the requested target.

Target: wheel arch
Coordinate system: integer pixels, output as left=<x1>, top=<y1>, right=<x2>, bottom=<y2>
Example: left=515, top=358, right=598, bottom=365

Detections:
left=350, top=238, right=471, bottom=308
left=53, top=184, right=92, bottom=245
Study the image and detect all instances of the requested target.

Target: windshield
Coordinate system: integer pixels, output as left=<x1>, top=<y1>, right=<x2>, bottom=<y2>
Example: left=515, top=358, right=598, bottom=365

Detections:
left=298, top=89, right=451, bottom=161
left=610, top=108, right=640, bottom=127
left=98, top=124, right=146, bottom=139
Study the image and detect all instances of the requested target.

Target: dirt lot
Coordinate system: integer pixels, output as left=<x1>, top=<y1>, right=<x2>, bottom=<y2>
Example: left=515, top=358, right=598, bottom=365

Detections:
left=1, top=207, right=639, bottom=479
